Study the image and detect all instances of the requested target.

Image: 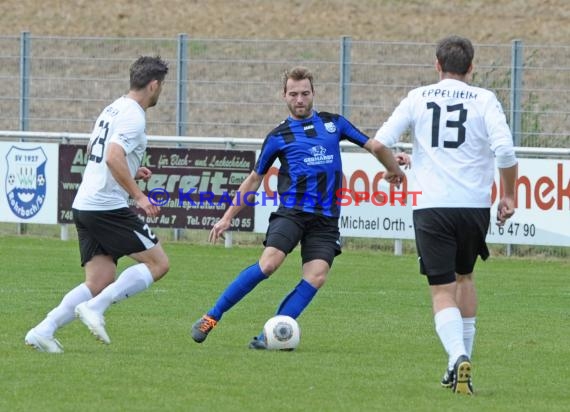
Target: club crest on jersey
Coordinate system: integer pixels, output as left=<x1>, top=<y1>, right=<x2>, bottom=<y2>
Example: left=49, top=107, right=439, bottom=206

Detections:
left=5, top=146, right=47, bottom=219
left=324, top=122, right=336, bottom=133
left=310, top=145, right=327, bottom=157
left=304, top=145, right=334, bottom=166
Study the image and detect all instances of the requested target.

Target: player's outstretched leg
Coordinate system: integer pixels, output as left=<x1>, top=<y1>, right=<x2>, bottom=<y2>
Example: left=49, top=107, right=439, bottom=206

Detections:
left=24, top=283, right=93, bottom=354
left=190, top=262, right=267, bottom=343
left=191, top=315, right=218, bottom=343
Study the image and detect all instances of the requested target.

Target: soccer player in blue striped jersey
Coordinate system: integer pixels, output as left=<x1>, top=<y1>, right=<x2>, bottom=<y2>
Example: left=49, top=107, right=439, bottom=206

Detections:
left=191, top=66, right=407, bottom=348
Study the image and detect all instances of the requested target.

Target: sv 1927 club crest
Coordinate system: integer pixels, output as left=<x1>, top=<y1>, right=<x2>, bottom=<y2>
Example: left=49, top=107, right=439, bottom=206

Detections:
left=5, top=146, right=47, bottom=219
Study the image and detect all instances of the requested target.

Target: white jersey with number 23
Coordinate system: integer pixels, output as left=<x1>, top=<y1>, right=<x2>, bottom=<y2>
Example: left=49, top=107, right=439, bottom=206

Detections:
left=73, top=96, right=147, bottom=211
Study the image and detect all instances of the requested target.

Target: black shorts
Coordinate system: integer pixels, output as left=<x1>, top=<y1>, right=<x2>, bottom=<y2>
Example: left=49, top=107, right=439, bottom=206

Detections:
left=73, top=208, right=159, bottom=266
left=413, top=208, right=490, bottom=283
left=263, top=208, right=341, bottom=267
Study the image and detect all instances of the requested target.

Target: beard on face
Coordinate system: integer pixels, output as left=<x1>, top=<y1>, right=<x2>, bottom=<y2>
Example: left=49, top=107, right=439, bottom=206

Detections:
left=288, top=100, right=313, bottom=119
left=148, top=92, right=160, bottom=108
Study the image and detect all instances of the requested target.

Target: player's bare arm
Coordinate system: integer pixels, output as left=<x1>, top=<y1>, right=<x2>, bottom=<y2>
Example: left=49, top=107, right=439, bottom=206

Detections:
left=209, top=171, right=264, bottom=243
left=496, top=163, right=518, bottom=226
left=395, top=152, right=411, bottom=169
left=106, top=142, right=160, bottom=217
left=135, top=167, right=152, bottom=181
left=364, top=139, right=405, bottom=187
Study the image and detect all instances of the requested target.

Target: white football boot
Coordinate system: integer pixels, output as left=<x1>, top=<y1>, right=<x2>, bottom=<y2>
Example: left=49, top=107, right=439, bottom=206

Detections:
left=75, top=302, right=111, bottom=344
left=25, top=329, right=64, bottom=354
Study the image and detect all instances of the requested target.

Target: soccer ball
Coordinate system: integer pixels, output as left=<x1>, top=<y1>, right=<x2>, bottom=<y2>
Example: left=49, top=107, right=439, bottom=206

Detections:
left=263, top=315, right=300, bottom=350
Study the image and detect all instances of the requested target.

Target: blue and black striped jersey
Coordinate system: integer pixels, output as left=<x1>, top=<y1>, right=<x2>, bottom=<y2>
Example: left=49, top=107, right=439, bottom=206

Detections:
left=255, top=111, right=370, bottom=217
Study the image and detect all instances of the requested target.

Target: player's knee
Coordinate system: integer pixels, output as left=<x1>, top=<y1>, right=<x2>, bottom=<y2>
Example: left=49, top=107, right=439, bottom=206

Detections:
left=149, top=256, right=169, bottom=280
left=259, top=250, right=285, bottom=276
left=304, top=272, right=327, bottom=289
left=158, top=257, right=170, bottom=277
left=86, top=278, right=113, bottom=296
left=259, top=260, right=279, bottom=276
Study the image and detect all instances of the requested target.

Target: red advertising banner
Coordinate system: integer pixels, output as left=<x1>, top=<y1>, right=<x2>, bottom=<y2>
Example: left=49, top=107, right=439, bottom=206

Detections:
left=58, top=145, right=255, bottom=231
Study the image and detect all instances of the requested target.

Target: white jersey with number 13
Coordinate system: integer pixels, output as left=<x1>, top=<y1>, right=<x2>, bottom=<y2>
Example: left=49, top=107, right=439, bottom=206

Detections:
left=375, top=78, right=516, bottom=209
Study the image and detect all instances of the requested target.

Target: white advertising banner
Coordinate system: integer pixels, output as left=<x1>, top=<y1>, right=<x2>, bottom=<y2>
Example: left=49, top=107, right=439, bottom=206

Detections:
left=254, top=154, right=570, bottom=247
left=0, top=142, right=59, bottom=224
left=254, top=153, right=416, bottom=238
left=486, top=158, right=570, bottom=246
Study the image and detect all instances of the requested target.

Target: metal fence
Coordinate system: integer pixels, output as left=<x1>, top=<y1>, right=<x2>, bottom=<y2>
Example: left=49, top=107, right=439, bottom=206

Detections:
left=0, top=33, right=568, bottom=147
left=1, top=34, right=568, bottom=257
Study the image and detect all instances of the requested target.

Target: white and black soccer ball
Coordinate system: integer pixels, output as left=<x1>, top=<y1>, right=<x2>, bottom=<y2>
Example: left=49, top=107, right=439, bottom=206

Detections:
left=263, top=315, right=300, bottom=350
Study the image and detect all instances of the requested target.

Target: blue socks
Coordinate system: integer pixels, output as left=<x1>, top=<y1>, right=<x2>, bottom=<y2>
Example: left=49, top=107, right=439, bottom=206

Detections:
left=207, top=263, right=318, bottom=340
left=208, top=262, right=267, bottom=321
left=276, top=279, right=318, bottom=319
left=256, top=279, right=318, bottom=340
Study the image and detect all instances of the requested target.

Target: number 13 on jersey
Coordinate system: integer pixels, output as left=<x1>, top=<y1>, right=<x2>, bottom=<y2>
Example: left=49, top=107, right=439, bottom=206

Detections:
left=427, top=102, right=467, bottom=149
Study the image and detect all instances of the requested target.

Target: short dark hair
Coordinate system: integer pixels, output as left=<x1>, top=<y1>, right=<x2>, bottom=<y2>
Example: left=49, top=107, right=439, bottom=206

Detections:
left=436, top=36, right=474, bottom=75
left=282, top=66, right=314, bottom=93
left=129, top=56, right=169, bottom=90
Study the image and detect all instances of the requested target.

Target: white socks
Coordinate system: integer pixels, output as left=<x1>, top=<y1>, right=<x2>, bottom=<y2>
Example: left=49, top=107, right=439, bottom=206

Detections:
left=463, top=316, right=476, bottom=358
left=434, top=307, right=468, bottom=369
left=32, top=264, right=154, bottom=337
left=86, top=263, right=154, bottom=315
left=35, top=283, right=93, bottom=337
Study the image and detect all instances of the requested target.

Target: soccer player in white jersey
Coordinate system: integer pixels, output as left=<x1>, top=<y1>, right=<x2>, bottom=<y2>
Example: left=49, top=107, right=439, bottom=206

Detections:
left=25, top=56, right=170, bottom=352
left=375, top=36, right=518, bottom=395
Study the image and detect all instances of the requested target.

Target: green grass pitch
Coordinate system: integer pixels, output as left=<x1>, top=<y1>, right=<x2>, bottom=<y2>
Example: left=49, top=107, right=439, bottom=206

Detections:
left=1, top=235, right=568, bottom=411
